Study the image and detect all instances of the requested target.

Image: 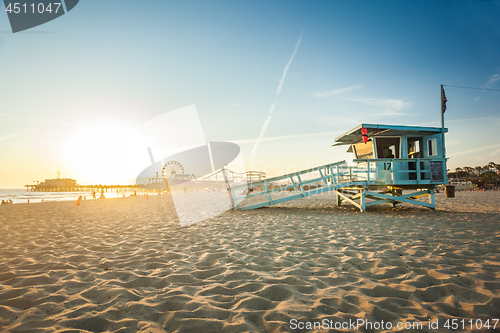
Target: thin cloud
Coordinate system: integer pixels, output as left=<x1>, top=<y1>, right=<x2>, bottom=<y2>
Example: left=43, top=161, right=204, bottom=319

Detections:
left=0, top=141, right=63, bottom=146
left=485, top=73, right=500, bottom=89
left=24, top=116, right=82, bottom=128
left=234, top=130, right=340, bottom=144
left=0, top=113, right=82, bottom=128
left=448, top=143, right=500, bottom=157
left=0, top=113, right=19, bottom=119
left=489, top=148, right=500, bottom=156
left=346, top=97, right=412, bottom=115
left=276, top=31, right=303, bottom=96
left=314, top=85, right=363, bottom=98
left=0, top=131, right=21, bottom=142
left=252, top=31, right=303, bottom=160
left=418, top=116, right=499, bottom=126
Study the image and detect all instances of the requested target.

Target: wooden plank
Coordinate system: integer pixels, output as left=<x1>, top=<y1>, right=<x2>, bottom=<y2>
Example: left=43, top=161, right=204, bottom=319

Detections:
left=239, top=193, right=305, bottom=210
left=336, top=190, right=361, bottom=209
left=365, top=199, right=394, bottom=207
left=239, top=201, right=271, bottom=210
left=364, top=191, right=434, bottom=208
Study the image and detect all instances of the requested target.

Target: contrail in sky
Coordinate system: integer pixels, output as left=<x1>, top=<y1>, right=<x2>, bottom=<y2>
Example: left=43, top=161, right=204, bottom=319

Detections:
left=0, top=131, right=21, bottom=142
left=276, top=31, right=303, bottom=96
left=250, top=101, right=276, bottom=159
left=251, top=31, right=303, bottom=160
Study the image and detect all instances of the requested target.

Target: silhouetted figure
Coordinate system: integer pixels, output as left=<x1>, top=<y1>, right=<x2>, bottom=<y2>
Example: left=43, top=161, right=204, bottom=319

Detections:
left=1, top=200, right=5, bottom=205
left=99, top=191, right=105, bottom=199
left=92, top=191, right=96, bottom=199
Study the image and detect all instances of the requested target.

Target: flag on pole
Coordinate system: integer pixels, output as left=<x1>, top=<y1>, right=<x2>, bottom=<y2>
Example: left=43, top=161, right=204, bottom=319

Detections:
left=442, top=86, right=447, bottom=113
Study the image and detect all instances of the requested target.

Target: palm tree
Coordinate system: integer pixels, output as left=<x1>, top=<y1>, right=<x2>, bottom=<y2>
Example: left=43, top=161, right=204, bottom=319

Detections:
left=475, top=166, right=483, bottom=176
left=464, top=166, right=474, bottom=177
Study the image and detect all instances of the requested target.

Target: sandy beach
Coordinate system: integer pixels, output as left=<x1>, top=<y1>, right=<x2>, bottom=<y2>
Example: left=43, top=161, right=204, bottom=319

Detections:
left=0, top=191, right=499, bottom=332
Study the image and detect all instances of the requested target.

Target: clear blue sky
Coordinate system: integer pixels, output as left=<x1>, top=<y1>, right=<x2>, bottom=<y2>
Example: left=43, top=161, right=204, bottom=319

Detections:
left=1, top=0, right=499, bottom=187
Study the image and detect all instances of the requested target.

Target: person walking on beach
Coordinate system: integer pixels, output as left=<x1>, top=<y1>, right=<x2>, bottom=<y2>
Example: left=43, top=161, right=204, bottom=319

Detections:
left=92, top=191, right=96, bottom=199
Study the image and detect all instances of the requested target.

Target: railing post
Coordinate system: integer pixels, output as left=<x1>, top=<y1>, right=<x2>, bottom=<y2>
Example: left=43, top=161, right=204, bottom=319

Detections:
left=222, top=168, right=236, bottom=209
left=319, top=169, right=328, bottom=186
left=330, top=165, right=337, bottom=185
left=429, top=188, right=435, bottom=208
left=367, top=162, right=370, bottom=184
left=391, top=158, right=394, bottom=183
left=417, top=158, right=421, bottom=183
left=264, top=180, right=272, bottom=205
left=296, top=174, right=306, bottom=196
left=360, top=188, right=366, bottom=212
left=290, top=176, right=298, bottom=193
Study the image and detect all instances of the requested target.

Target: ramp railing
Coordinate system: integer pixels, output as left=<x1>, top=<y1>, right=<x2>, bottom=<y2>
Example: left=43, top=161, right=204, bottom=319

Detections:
left=225, top=160, right=354, bottom=210
left=225, top=158, right=447, bottom=210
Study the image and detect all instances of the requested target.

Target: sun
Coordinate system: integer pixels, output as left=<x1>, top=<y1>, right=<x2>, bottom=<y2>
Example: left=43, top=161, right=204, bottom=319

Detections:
left=64, top=122, right=148, bottom=185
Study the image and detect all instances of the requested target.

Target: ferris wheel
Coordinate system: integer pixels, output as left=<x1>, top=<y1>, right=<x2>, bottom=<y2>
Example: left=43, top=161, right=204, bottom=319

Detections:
left=163, top=161, right=184, bottom=179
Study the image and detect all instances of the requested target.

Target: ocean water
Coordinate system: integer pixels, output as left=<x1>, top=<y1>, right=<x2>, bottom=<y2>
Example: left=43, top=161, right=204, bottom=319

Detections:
left=0, top=189, right=139, bottom=204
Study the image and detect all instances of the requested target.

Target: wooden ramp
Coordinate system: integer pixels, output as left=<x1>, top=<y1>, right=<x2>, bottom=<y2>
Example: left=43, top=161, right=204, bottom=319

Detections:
left=223, top=160, right=437, bottom=212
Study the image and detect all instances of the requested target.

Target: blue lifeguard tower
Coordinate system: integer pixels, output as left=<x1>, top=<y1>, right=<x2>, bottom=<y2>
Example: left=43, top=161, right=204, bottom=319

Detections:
left=224, top=123, right=448, bottom=212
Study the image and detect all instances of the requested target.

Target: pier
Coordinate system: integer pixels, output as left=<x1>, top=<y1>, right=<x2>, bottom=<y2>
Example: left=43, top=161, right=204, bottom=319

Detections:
left=25, top=183, right=147, bottom=193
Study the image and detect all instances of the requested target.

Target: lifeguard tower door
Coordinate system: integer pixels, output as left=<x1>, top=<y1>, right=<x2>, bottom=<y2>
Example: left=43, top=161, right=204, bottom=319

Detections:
left=373, top=137, right=400, bottom=182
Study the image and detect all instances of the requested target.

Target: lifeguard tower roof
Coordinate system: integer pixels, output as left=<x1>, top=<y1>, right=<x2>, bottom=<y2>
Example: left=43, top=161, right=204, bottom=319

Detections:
left=333, top=124, right=448, bottom=146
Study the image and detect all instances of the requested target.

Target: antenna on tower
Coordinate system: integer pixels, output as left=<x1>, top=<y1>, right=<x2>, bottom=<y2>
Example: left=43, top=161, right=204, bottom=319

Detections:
left=57, top=167, right=61, bottom=179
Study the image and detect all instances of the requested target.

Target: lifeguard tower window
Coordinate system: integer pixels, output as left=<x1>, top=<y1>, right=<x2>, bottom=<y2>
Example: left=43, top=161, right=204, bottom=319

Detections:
left=427, top=138, right=438, bottom=156
left=353, top=140, right=374, bottom=159
left=375, top=137, right=400, bottom=159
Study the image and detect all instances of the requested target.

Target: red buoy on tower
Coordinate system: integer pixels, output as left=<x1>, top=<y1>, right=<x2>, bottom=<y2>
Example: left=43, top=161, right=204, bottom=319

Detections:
left=361, top=127, right=368, bottom=144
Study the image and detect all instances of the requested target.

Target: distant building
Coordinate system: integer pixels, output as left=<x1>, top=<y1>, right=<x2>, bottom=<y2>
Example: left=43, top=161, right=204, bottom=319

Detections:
left=38, top=178, right=78, bottom=188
